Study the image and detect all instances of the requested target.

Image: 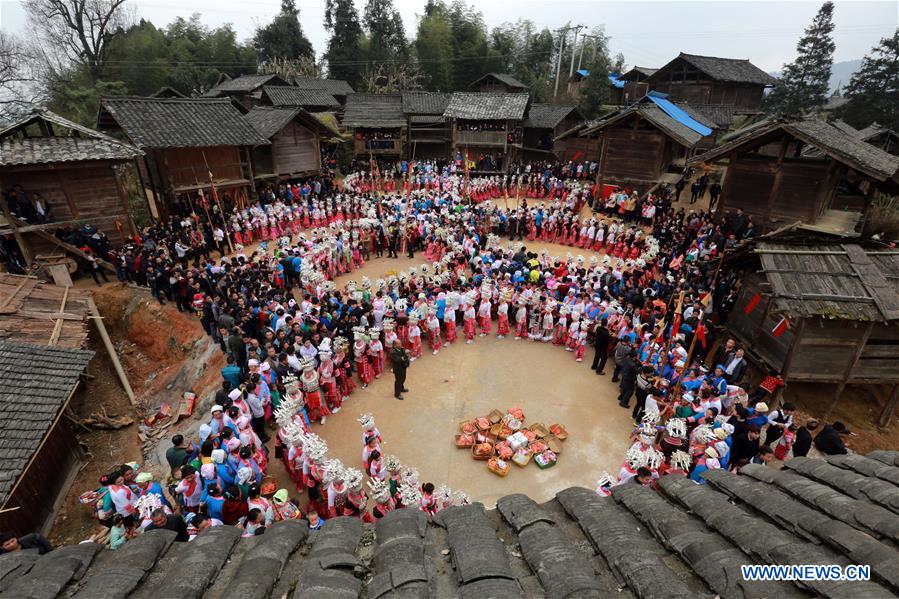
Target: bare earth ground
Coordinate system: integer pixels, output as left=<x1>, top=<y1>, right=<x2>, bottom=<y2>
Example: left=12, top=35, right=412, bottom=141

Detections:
left=270, top=243, right=634, bottom=507
left=47, top=186, right=897, bottom=540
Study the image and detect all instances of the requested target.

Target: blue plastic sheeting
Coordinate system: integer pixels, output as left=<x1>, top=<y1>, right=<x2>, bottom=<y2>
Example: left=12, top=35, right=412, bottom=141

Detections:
left=646, top=91, right=712, bottom=136
left=577, top=69, right=590, bottom=77
left=608, top=73, right=624, bottom=89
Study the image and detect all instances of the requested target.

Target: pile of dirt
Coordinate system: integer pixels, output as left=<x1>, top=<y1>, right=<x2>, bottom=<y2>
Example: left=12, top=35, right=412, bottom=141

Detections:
left=48, top=284, right=225, bottom=545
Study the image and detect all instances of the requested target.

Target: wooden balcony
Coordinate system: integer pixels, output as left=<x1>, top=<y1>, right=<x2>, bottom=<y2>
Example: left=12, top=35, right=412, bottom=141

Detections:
left=454, top=130, right=507, bottom=147
left=355, top=139, right=402, bottom=155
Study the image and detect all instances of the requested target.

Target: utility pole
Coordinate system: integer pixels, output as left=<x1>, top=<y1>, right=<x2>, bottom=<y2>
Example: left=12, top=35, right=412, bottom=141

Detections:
left=553, top=27, right=570, bottom=100
left=568, top=25, right=585, bottom=78
left=578, top=33, right=600, bottom=71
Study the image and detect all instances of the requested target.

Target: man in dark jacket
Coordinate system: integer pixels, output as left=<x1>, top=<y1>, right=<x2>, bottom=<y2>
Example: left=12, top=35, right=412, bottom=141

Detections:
left=0, top=531, right=52, bottom=554
left=814, top=421, right=850, bottom=455
left=792, top=419, right=817, bottom=457
left=617, top=351, right=638, bottom=408
left=729, top=425, right=761, bottom=468
left=389, top=340, right=410, bottom=400
left=591, top=322, right=611, bottom=375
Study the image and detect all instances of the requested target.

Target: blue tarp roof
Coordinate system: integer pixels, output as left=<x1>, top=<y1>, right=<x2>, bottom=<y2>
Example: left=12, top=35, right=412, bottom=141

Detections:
left=578, top=69, right=590, bottom=77
left=608, top=73, right=624, bottom=88
left=646, top=91, right=712, bottom=136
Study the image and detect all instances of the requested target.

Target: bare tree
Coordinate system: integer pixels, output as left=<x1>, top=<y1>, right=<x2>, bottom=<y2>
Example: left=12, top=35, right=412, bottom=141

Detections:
left=258, top=56, right=318, bottom=81
left=24, top=0, right=132, bottom=80
left=0, top=32, right=39, bottom=121
left=360, top=64, right=423, bottom=94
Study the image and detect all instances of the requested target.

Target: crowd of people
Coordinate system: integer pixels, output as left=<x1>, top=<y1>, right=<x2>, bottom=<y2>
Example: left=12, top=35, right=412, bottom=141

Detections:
left=1, top=162, right=862, bottom=556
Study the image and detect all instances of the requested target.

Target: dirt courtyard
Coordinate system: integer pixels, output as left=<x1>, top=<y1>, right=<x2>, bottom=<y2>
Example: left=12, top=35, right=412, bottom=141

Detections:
left=268, top=240, right=633, bottom=506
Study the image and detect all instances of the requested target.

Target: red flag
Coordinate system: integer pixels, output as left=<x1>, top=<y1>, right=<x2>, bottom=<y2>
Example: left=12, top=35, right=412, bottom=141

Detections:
left=696, top=323, right=707, bottom=348
left=771, top=316, right=790, bottom=337
left=571, top=150, right=584, bottom=161
left=744, top=292, right=761, bottom=315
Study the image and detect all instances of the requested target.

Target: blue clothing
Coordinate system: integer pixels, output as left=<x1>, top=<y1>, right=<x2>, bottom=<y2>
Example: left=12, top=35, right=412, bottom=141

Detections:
left=142, top=481, right=172, bottom=509
left=216, top=462, right=236, bottom=487
left=205, top=496, right=225, bottom=520
left=221, top=365, right=242, bottom=389
left=690, top=464, right=711, bottom=484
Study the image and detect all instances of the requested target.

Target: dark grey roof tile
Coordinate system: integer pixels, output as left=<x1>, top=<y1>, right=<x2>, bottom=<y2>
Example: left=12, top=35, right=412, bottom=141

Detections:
left=435, top=504, right=515, bottom=585
left=516, top=519, right=604, bottom=598
left=73, top=530, right=176, bottom=599
left=2, top=542, right=102, bottom=599
left=495, top=493, right=556, bottom=533
left=100, top=97, right=270, bottom=149
left=227, top=520, right=308, bottom=599
left=444, top=93, right=529, bottom=120
left=263, top=86, right=340, bottom=108
left=457, top=577, right=523, bottom=599
left=867, top=451, right=899, bottom=467
left=342, top=94, right=405, bottom=128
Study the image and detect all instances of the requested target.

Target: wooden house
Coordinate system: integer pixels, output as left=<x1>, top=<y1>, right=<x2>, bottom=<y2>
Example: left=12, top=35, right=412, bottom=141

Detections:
left=583, top=93, right=714, bottom=193
left=0, top=341, right=94, bottom=536
left=521, top=104, right=583, bottom=160
left=342, top=94, right=407, bottom=160
left=690, top=118, right=899, bottom=236
left=402, top=91, right=451, bottom=161
left=98, top=97, right=270, bottom=216
left=617, top=66, right=658, bottom=105
left=647, top=53, right=777, bottom=113
left=469, top=73, right=529, bottom=94
left=261, top=86, right=341, bottom=112
left=292, top=76, right=355, bottom=105
left=245, top=106, right=329, bottom=180
left=443, top=92, right=530, bottom=173
left=854, top=122, right=899, bottom=157
left=727, top=240, right=899, bottom=425
left=0, top=273, right=96, bottom=535
left=566, top=69, right=591, bottom=101
left=0, top=109, right=142, bottom=266
left=204, top=74, right=291, bottom=110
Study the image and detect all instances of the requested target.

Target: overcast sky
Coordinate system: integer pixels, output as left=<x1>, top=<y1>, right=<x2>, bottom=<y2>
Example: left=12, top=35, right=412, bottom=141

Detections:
left=1, top=0, right=896, bottom=71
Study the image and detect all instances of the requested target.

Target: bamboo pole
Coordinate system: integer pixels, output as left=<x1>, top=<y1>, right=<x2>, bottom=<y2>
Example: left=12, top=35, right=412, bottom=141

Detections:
left=87, top=296, right=136, bottom=405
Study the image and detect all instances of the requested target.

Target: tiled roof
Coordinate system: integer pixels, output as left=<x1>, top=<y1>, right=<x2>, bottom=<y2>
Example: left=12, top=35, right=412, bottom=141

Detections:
left=0, top=342, right=94, bottom=505
left=752, top=242, right=899, bottom=321
left=681, top=103, right=735, bottom=128
left=444, top=92, right=530, bottom=120
left=692, top=117, right=899, bottom=181
left=4, top=455, right=899, bottom=598
left=402, top=91, right=451, bottom=115
left=99, top=97, right=270, bottom=149
left=262, top=86, right=339, bottom=109
left=470, top=72, right=528, bottom=90
left=523, top=104, right=579, bottom=129
left=293, top=76, right=355, bottom=96
left=0, top=109, right=142, bottom=166
left=205, top=74, right=288, bottom=96
left=342, top=94, right=406, bottom=128
left=619, top=66, right=658, bottom=81
left=655, top=53, right=778, bottom=86
left=584, top=102, right=705, bottom=148
left=245, top=106, right=329, bottom=139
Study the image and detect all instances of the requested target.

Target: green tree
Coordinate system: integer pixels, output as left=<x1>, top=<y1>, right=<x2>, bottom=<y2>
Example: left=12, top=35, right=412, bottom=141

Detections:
left=363, top=0, right=407, bottom=66
left=323, top=0, right=365, bottom=87
left=102, top=20, right=171, bottom=96
left=414, top=1, right=453, bottom=90
left=836, top=28, right=899, bottom=131
left=253, top=0, right=314, bottom=63
left=448, top=0, right=493, bottom=90
left=765, top=1, right=835, bottom=115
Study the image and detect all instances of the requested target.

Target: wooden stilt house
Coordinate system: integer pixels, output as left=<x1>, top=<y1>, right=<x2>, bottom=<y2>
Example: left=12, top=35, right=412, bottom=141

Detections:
left=0, top=109, right=142, bottom=267
left=98, top=97, right=269, bottom=217
left=727, top=240, right=899, bottom=425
